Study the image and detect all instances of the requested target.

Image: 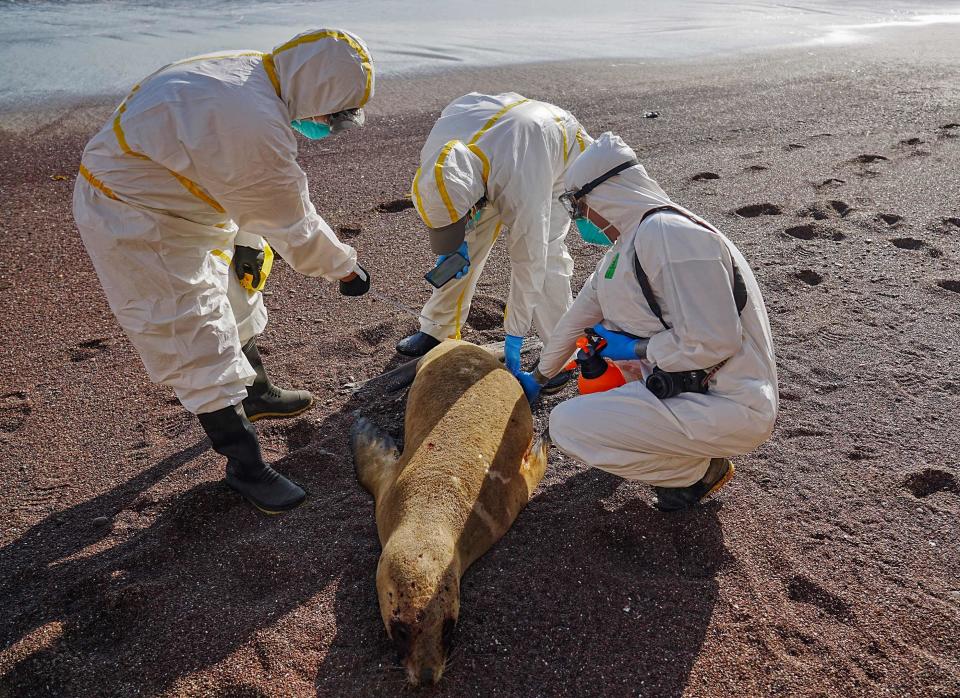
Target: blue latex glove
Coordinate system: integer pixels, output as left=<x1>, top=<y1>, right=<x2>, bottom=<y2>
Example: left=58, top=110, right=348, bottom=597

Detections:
left=435, top=241, right=470, bottom=279
left=591, top=323, right=640, bottom=361
left=504, top=334, right=523, bottom=376
left=517, top=371, right=542, bottom=404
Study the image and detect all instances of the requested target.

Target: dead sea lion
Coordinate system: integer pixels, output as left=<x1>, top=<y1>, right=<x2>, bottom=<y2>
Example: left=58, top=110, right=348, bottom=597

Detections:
left=351, top=340, right=548, bottom=686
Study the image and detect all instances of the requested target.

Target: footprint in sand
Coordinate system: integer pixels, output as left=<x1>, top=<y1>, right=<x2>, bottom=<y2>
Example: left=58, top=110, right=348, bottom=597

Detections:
left=261, top=419, right=323, bottom=452
left=377, top=198, right=414, bottom=213
left=852, top=154, right=889, bottom=164
left=0, top=390, right=32, bottom=432
left=937, top=280, right=960, bottom=294
left=338, top=224, right=362, bottom=239
left=877, top=213, right=902, bottom=226
left=68, top=338, right=110, bottom=362
left=890, top=237, right=925, bottom=250
left=938, top=123, right=959, bottom=138
left=785, top=224, right=817, bottom=240
left=798, top=200, right=853, bottom=220
left=744, top=164, right=769, bottom=172
left=775, top=626, right=819, bottom=658
left=691, top=171, right=720, bottom=181
left=828, top=200, right=853, bottom=217
left=902, top=468, right=959, bottom=499
left=786, top=574, right=853, bottom=621
left=795, top=269, right=823, bottom=286
left=813, top=177, right=845, bottom=190
left=846, top=444, right=878, bottom=461
left=892, top=237, right=941, bottom=257
left=357, top=318, right=397, bottom=346
left=942, top=217, right=960, bottom=230
left=784, top=223, right=844, bottom=241
left=734, top=203, right=782, bottom=218
left=156, top=411, right=195, bottom=439
left=785, top=143, right=806, bottom=151
left=898, top=136, right=930, bottom=157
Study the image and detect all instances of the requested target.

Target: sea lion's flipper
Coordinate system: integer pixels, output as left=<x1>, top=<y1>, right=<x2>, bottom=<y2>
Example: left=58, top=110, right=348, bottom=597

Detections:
left=519, top=430, right=550, bottom=496
left=352, top=417, right=401, bottom=500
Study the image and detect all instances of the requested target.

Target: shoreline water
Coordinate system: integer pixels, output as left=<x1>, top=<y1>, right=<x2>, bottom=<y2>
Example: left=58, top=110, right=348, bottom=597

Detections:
left=3, top=19, right=959, bottom=136
left=2, top=0, right=959, bottom=112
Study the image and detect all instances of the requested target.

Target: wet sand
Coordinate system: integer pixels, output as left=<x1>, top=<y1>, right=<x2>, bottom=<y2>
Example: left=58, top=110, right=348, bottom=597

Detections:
left=1, top=24, right=959, bottom=697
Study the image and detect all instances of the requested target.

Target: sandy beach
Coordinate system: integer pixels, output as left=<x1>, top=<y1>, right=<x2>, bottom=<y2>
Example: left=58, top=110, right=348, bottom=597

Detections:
left=1, top=21, right=959, bottom=697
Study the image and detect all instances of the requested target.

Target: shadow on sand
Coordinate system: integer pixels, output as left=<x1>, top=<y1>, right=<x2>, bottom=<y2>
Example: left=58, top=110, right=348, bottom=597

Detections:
left=1, top=362, right=728, bottom=696
left=317, top=450, right=730, bottom=696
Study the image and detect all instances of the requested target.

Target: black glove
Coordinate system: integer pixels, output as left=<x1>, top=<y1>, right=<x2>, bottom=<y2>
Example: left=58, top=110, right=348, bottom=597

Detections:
left=233, top=245, right=265, bottom=290
left=339, top=264, right=370, bottom=296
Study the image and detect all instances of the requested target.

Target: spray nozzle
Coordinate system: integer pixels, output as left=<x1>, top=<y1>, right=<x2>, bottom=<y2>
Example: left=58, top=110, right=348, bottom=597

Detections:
left=573, top=327, right=626, bottom=393
left=576, top=328, right=607, bottom=360
left=575, top=328, right=612, bottom=379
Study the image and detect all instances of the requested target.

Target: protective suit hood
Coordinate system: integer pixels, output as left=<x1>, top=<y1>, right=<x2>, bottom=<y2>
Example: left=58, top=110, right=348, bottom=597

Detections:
left=564, top=132, right=673, bottom=234
left=412, top=139, right=486, bottom=229
left=271, top=28, right=374, bottom=121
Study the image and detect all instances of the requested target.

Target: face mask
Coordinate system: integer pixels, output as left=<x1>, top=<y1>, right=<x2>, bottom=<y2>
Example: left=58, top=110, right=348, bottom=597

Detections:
left=290, top=119, right=332, bottom=140
left=575, top=217, right=613, bottom=246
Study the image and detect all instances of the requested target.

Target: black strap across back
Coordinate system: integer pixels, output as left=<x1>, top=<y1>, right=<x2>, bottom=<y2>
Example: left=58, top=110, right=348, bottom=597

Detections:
left=631, top=205, right=748, bottom=331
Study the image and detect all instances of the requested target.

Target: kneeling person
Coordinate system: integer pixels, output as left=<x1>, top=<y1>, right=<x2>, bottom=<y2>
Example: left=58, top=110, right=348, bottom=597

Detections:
left=520, top=133, right=779, bottom=511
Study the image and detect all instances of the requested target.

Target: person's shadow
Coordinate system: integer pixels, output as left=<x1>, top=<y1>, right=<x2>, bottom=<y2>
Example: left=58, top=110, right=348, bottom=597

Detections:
left=316, top=455, right=730, bottom=697
left=0, top=382, right=384, bottom=696
left=1, top=358, right=727, bottom=697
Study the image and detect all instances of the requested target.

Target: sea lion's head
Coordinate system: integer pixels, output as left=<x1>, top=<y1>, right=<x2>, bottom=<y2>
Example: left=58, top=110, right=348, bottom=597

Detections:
left=376, top=536, right=460, bottom=686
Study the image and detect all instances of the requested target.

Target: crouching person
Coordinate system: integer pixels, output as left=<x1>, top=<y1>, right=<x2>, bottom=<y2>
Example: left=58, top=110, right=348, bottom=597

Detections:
left=518, top=133, right=779, bottom=511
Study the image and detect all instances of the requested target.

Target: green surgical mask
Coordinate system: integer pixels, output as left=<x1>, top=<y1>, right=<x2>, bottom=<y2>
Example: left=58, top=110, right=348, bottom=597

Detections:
left=575, top=217, right=613, bottom=246
left=290, top=119, right=331, bottom=140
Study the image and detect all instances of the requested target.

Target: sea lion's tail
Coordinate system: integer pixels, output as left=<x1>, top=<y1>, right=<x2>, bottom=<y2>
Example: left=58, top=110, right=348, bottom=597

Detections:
left=352, top=416, right=401, bottom=500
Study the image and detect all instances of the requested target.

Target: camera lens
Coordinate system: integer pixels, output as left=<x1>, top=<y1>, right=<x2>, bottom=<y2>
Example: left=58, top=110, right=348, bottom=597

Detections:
left=646, top=370, right=677, bottom=399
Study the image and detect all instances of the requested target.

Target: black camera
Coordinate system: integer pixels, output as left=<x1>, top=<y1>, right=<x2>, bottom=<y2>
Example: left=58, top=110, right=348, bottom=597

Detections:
left=645, top=367, right=709, bottom=399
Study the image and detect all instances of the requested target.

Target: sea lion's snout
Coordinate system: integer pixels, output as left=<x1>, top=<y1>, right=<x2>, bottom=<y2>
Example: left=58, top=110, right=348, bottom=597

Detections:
left=388, top=614, right=455, bottom=686
left=388, top=601, right=458, bottom=686
left=378, top=542, right=460, bottom=686
left=394, top=616, right=456, bottom=686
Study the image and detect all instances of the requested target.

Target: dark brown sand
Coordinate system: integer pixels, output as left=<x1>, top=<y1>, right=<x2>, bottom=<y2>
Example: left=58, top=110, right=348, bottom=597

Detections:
left=2, top=24, right=959, bottom=697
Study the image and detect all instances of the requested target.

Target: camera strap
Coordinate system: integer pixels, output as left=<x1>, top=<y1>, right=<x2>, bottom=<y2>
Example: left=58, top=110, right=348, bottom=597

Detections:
left=631, top=206, right=748, bottom=331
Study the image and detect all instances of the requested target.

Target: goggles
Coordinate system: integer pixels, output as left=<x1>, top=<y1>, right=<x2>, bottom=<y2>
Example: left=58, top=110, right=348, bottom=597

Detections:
left=559, top=158, right=639, bottom=220
left=330, top=108, right=366, bottom=133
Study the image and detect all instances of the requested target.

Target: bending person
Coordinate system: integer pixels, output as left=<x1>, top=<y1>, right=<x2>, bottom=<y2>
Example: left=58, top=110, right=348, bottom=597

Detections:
left=398, top=92, right=591, bottom=394
left=73, top=29, right=375, bottom=514
left=520, top=133, right=779, bottom=512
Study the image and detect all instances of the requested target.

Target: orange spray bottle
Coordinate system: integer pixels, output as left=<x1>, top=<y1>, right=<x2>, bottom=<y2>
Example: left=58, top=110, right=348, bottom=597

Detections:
left=574, top=328, right=626, bottom=394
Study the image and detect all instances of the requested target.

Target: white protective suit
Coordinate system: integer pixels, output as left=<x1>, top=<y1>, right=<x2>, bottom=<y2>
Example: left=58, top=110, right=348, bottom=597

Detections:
left=73, top=29, right=373, bottom=414
left=538, top=133, right=779, bottom=487
left=411, top=93, right=591, bottom=342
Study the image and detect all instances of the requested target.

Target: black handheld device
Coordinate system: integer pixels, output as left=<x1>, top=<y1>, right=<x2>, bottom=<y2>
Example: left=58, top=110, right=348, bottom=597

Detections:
left=424, top=252, right=469, bottom=289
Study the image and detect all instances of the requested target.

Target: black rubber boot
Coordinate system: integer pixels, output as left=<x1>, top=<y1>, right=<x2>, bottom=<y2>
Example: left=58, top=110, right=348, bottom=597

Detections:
left=241, top=338, right=314, bottom=422
left=395, top=331, right=441, bottom=357
left=197, top=403, right=306, bottom=514
left=654, top=458, right=735, bottom=512
left=540, top=369, right=576, bottom=395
